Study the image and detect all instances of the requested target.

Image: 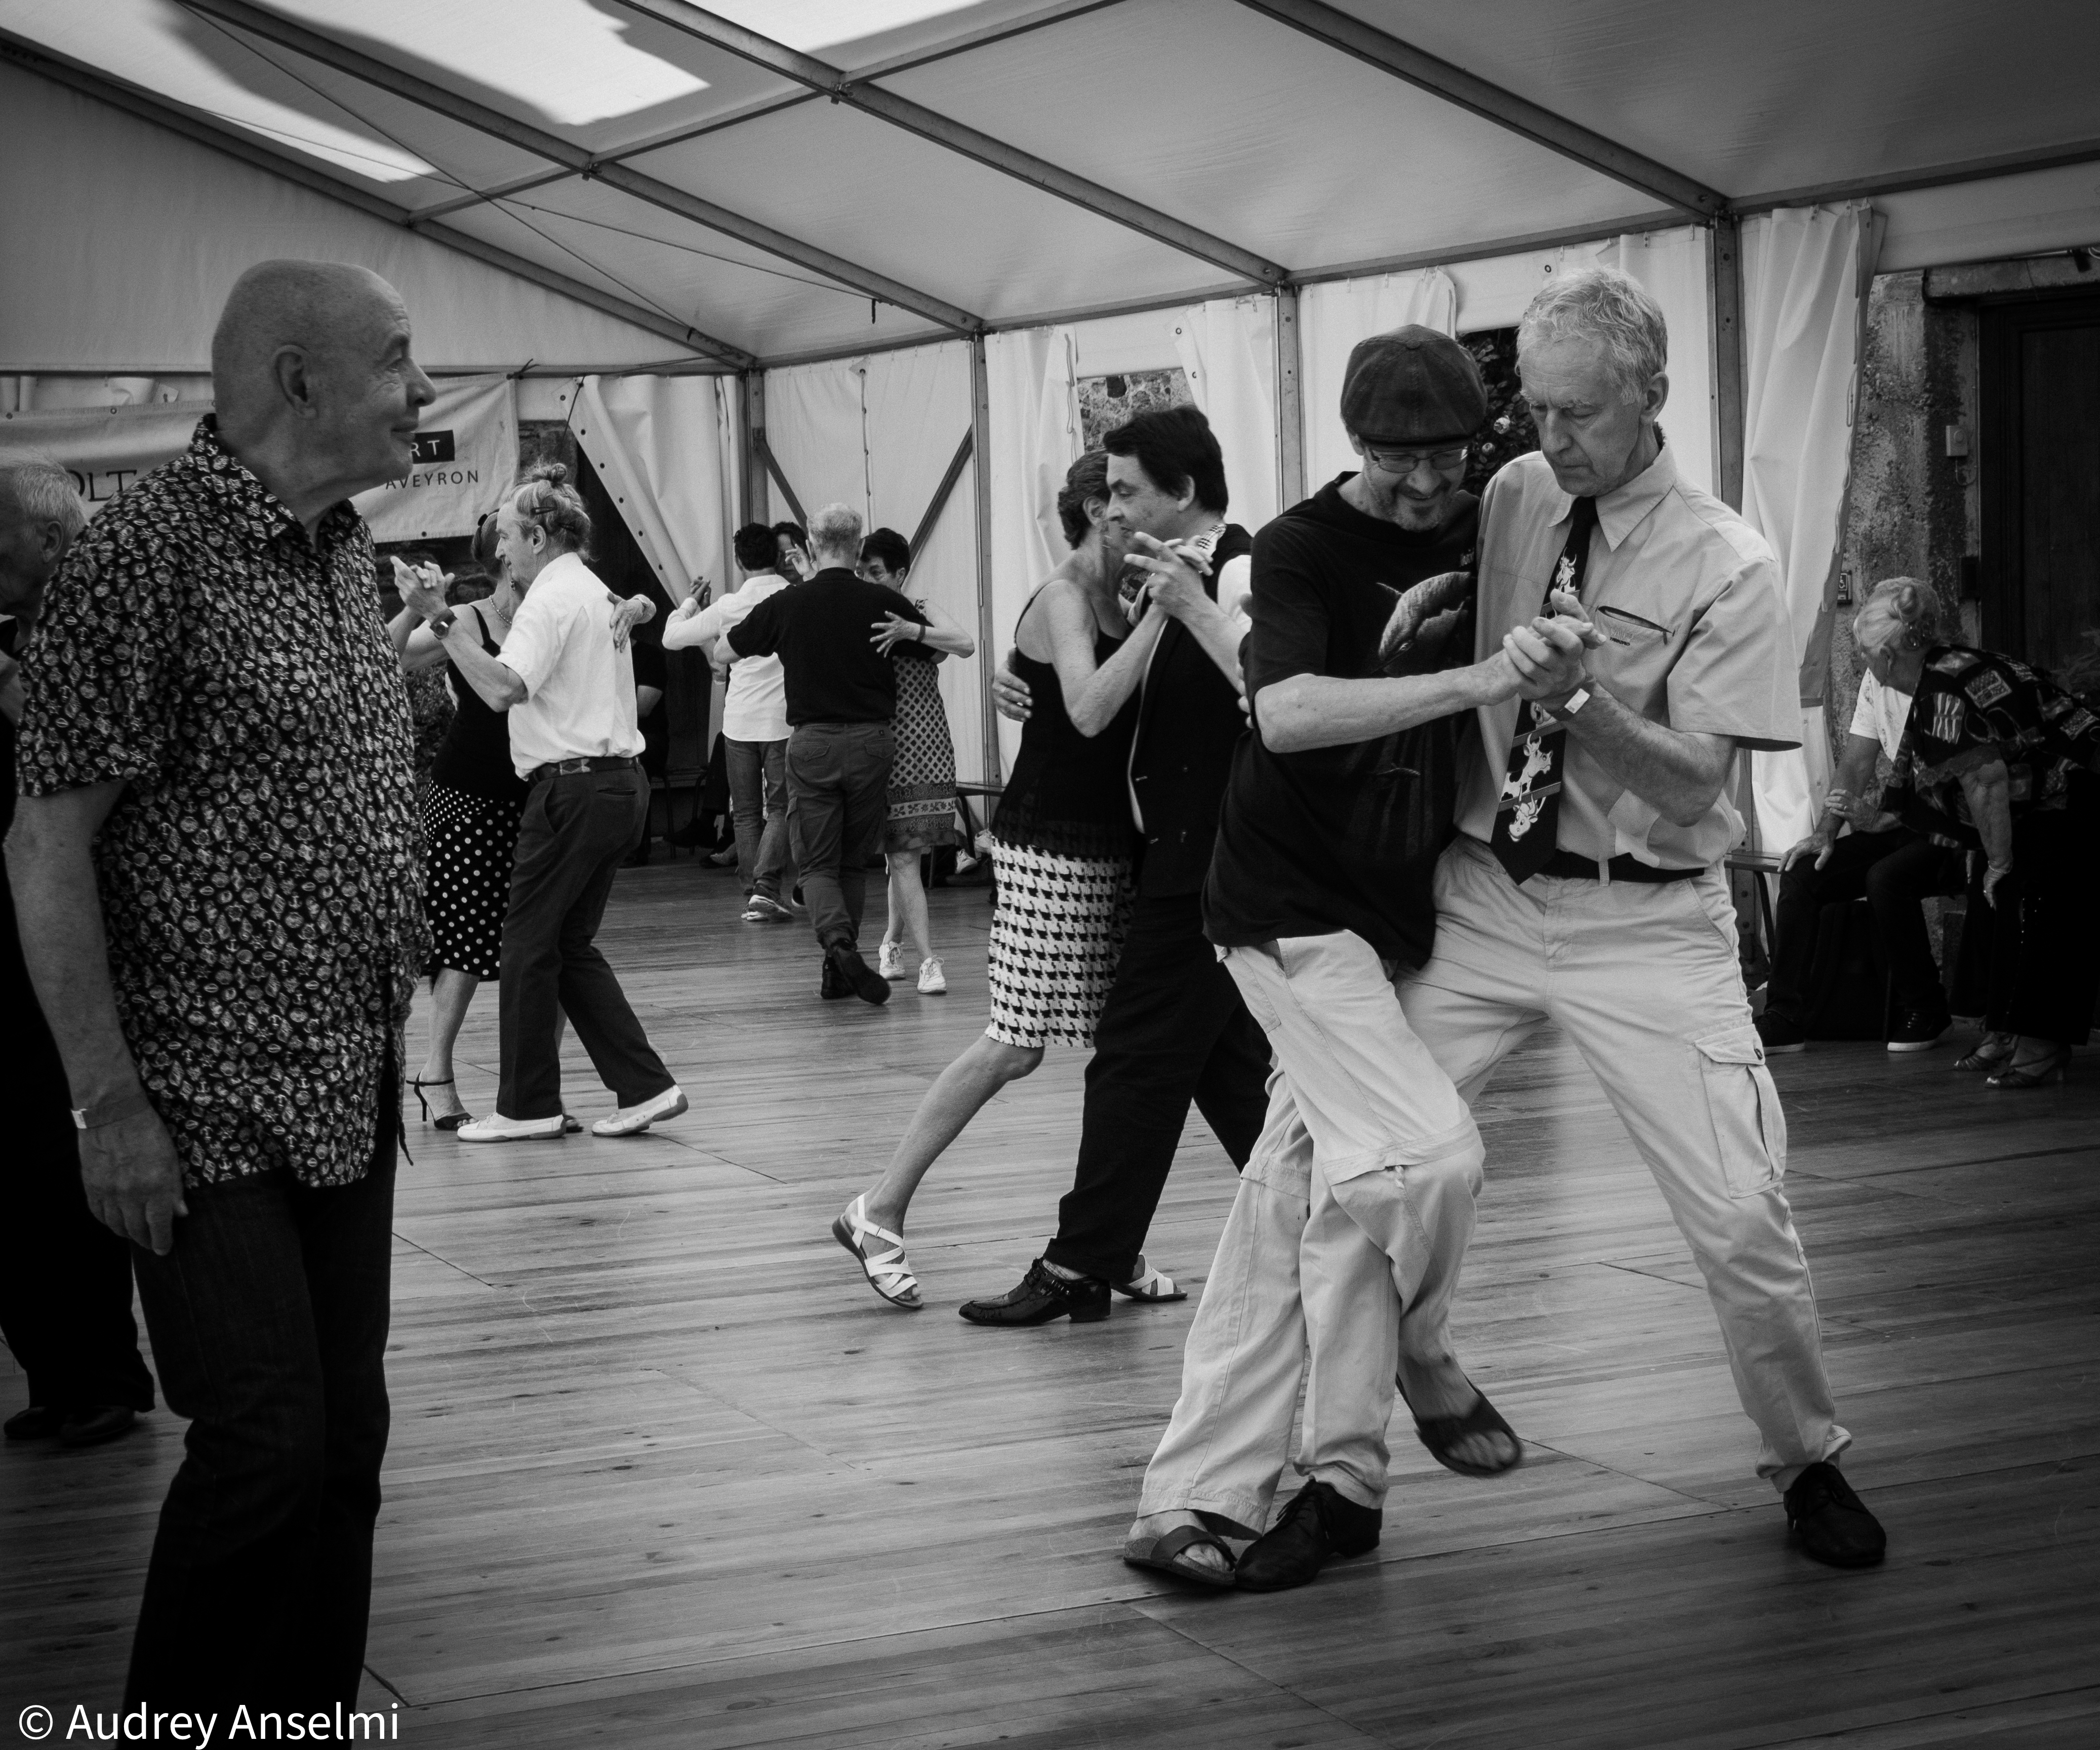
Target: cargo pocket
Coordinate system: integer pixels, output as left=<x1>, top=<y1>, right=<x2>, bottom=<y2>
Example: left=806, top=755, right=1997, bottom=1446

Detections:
left=1694, top=1025, right=1788, bottom=1197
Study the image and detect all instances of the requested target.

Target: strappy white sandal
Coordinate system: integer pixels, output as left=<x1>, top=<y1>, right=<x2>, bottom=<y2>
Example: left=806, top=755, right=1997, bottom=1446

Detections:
left=831, top=1194, right=923, bottom=1309
left=1113, top=1256, right=1187, bottom=1303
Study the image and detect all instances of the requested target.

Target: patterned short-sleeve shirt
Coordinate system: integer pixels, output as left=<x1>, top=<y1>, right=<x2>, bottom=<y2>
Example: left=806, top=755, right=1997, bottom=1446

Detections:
left=1888, top=644, right=2100, bottom=847
left=15, top=417, right=426, bottom=1188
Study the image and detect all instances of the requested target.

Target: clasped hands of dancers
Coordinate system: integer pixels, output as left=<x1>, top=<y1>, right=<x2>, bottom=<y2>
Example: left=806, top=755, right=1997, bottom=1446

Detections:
left=833, top=269, right=1891, bottom=1594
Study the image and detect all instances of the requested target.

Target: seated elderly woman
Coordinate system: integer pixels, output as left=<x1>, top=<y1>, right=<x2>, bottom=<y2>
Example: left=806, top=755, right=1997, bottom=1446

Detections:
left=1861, top=579, right=2100, bottom=1087
left=1756, top=578, right=1969, bottom=1054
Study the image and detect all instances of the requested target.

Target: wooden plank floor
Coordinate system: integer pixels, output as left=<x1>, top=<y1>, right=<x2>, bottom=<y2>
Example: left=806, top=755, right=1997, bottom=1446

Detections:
left=6, top=858, right=2099, bottom=1748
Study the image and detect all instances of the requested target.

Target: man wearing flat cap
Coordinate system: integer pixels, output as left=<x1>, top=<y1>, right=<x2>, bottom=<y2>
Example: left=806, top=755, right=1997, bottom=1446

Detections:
left=1124, top=326, right=1545, bottom=1593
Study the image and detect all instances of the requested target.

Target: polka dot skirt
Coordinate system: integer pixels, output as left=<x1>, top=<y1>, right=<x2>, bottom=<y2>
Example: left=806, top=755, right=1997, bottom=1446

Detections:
left=421, top=780, right=524, bottom=982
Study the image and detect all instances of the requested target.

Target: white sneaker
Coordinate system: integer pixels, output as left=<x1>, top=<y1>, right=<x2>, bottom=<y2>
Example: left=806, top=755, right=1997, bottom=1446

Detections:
left=917, top=957, right=946, bottom=995
left=591, top=1085, right=689, bottom=1137
left=456, top=1111, right=566, bottom=1144
left=877, top=941, right=907, bottom=980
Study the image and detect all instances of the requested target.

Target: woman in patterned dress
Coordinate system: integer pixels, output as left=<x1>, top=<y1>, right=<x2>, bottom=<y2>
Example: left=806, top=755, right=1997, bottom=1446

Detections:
left=387, top=516, right=531, bottom=1129
left=859, top=527, right=973, bottom=995
left=832, top=454, right=1171, bottom=1308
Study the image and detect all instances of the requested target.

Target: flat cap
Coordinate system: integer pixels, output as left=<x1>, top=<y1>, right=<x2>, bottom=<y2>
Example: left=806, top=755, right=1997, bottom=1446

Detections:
left=1341, top=325, right=1487, bottom=445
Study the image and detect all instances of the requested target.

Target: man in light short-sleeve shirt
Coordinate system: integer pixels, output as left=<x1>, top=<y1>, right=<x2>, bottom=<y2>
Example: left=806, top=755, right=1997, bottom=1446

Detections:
left=1396, top=267, right=1887, bottom=1570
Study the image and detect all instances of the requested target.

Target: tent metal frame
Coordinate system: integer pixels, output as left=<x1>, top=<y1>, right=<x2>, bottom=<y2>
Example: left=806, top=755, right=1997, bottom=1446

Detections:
left=609, top=0, right=1287, bottom=288
left=0, top=37, right=757, bottom=371
left=176, top=0, right=990, bottom=336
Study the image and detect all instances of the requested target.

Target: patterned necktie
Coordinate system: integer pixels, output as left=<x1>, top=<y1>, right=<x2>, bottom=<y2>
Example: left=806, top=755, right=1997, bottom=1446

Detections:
left=1490, top=492, right=1600, bottom=883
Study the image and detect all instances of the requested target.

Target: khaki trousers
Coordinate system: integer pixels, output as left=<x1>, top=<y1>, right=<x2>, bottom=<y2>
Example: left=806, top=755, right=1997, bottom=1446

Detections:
left=1397, top=837, right=1849, bottom=1490
left=1136, top=931, right=1484, bottom=1534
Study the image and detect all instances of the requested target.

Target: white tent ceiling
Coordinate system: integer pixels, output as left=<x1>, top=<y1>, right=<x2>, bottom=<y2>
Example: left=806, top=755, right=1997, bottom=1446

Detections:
left=3, top=0, right=2095, bottom=372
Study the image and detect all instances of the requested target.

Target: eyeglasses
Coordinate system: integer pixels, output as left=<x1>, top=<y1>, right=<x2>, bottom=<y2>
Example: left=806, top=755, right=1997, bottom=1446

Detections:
left=1362, top=443, right=1469, bottom=474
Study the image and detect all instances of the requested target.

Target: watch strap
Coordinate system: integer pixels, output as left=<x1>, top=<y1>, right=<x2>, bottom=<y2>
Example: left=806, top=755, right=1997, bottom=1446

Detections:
left=72, top=1088, right=157, bottom=1131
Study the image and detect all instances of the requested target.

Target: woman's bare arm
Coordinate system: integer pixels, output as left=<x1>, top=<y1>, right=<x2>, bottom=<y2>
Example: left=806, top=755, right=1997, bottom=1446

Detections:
left=1029, top=581, right=1165, bottom=738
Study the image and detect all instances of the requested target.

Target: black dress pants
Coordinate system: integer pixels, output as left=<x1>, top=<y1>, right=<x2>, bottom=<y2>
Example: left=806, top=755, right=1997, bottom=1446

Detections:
left=1978, top=800, right=2100, bottom=1045
left=498, top=765, right=675, bottom=1119
left=1765, top=827, right=1964, bottom=1026
left=126, top=1070, right=397, bottom=1715
left=0, top=898, right=155, bottom=1415
left=1043, top=892, right=1272, bottom=1286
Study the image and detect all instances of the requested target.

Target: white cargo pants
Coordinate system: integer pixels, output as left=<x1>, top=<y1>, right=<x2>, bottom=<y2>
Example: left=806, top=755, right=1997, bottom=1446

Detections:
left=1136, top=929, right=1485, bottom=1535
left=1397, top=837, right=1849, bottom=1490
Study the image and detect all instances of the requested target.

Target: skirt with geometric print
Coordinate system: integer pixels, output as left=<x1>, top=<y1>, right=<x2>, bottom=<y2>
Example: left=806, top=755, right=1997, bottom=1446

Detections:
left=984, top=838, right=1133, bottom=1049
left=421, top=779, right=525, bottom=982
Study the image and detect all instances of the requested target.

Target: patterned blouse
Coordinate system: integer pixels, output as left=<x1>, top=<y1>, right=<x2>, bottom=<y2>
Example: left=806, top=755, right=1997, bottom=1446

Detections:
left=1887, top=644, right=2100, bottom=848
left=16, top=417, right=426, bottom=1188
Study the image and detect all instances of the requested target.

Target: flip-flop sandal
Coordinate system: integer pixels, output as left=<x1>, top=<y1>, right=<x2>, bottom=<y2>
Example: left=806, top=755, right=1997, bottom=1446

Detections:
left=1112, top=1261, right=1188, bottom=1303
left=1121, top=1523, right=1237, bottom=1588
left=831, top=1194, right=923, bottom=1310
left=1401, top=1381, right=1524, bottom=1479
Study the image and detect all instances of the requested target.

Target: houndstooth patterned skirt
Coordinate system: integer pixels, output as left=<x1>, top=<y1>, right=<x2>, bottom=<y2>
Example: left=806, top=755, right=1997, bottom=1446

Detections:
left=984, top=838, right=1132, bottom=1049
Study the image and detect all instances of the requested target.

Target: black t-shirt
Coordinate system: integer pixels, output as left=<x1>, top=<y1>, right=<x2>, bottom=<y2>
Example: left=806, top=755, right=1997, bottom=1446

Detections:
left=1204, top=477, right=1480, bottom=969
left=726, top=567, right=926, bottom=726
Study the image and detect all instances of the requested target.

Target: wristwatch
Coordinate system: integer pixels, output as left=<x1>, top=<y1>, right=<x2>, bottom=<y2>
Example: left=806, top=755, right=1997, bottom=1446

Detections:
left=72, top=1088, right=157, bottom=1131
left=1551, top=687, right=1592, bottom=718
left=427, top=609, right=459, bottom=638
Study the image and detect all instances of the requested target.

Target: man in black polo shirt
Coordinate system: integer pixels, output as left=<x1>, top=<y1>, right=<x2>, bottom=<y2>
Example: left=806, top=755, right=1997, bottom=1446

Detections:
left=962, top=406, right=1274, bottom=1325
left=728, top=501, right=926, bottom=1004
left=1126, top=329, right=1537, bottom=1594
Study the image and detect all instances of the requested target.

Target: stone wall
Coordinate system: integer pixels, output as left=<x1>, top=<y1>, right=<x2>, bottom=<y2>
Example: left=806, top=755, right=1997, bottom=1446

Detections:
left=1827, top=270, right=1980, bottom=750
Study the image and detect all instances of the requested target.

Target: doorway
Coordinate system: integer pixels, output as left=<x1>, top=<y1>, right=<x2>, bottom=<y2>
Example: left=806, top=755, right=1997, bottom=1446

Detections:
left=1978, top=289, right=2100, bottom=674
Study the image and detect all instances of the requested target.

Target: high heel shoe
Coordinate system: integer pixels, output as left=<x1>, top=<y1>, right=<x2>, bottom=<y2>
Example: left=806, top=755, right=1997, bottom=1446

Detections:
left=1985, top=1045, right=2071, bottom=1089
left=411, top=1078, right=473, bottom=1131
left=1955, top=1031, right=2015, bottom=1071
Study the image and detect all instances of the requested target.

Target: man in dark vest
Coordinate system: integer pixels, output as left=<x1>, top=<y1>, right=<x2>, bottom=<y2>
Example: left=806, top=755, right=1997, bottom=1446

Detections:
left=962, top=405, right=1274, bottom=1325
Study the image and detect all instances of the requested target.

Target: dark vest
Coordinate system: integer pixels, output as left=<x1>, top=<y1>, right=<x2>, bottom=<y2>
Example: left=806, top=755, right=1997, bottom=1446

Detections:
left=1129, top=521, right=1254, bottom=897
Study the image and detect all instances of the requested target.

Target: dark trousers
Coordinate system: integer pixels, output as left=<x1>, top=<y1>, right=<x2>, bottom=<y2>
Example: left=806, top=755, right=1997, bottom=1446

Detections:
left=725, top=734, right=790, bottom=901
left=498, top=766, right=675, bottom=1119
left=1766, top=827, right=1964, bottom=1024
left=1043, top=892, right=1273, bottom=1285
left=787, top=721, right=894, bottom=951
left=125, top=1075, right=396, bottom=1715
left=1978, top=802, right=2100, bottom=1045
left=0, top=929, right=154, bottom=1413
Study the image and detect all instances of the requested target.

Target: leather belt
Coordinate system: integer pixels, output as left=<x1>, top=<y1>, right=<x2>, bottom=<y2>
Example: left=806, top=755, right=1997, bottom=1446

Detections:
left=527, top=754, right=638, bottom=785
left=1539, top=849, right=1703, bottom=884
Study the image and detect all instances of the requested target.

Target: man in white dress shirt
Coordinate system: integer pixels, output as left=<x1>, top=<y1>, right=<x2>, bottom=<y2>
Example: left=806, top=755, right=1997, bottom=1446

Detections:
left=419, top=467, right=686, bottom=1142
left=665, top=522, right=795, bottom=922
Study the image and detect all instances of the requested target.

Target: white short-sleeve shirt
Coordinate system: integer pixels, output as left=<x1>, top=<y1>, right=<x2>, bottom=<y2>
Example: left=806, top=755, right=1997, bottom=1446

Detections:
left=1848, top=669, right=1913, bottom=763
left=663, top=571, right=790, bottom=743
left=495, top=551, right=643, bottom=777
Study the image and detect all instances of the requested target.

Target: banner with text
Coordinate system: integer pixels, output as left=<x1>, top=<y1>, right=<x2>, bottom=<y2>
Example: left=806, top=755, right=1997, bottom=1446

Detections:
left=1, top=374, right=515, bottom=542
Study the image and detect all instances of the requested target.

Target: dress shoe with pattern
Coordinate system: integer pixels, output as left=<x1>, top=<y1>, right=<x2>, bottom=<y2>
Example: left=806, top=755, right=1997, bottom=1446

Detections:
left=957, top=1259, right=1110, bottom=1326
left=1235, top=1479, right=1382, bottom=1592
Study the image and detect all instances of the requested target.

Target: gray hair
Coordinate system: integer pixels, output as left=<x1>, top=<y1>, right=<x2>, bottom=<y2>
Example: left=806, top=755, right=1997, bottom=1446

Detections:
left=1852, top=577, right=1943, bottom=657
left=0, top=450, right=89, bottom=542
left=1518, top=265, right=1669, bottom=402
left=807, top=501, right=863, bottom=561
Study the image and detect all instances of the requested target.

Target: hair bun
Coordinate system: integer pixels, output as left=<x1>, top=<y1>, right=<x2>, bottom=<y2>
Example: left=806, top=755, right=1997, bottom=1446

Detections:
left=524, top=461, right=569, bottom=488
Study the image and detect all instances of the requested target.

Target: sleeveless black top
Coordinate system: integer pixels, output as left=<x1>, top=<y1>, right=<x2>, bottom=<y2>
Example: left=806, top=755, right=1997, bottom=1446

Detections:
left=991, top=603, right=1140, bottom=861
left=429, top=604, right=530, bottom=804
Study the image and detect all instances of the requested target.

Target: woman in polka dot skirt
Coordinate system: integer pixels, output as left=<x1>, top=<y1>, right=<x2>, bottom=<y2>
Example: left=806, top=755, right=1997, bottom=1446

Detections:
left=387, top=520, right=534, bottom=1129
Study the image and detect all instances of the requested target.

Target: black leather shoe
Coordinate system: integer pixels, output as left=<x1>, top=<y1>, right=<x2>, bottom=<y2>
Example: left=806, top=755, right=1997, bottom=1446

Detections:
left=958, top=1259, right=1110, bottom=1326
left=1235, top=1479, right=1381, bottom=1592
left=58, top=1405, right=138, bottom=1448
left=5, top=1404, right=64, bottom=1441
left=820, top=955, right=852, bottom=1000
left=1784, top=1461, right=1886, bottom=1568
left=827, top=942, right=891, bottom=1005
